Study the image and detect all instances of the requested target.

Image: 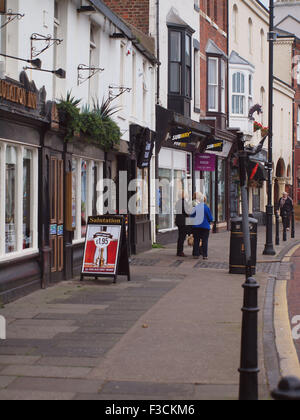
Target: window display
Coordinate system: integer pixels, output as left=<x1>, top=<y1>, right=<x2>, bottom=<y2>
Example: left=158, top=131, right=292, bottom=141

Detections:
left=23, top=149, right=33, bottom=249
left=218, top=159, right=226, bottom=222
left=5, top=146, right=17, bottom=254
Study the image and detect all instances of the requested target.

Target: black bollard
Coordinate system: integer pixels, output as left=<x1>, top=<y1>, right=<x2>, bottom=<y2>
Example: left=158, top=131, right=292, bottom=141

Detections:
left=239, top=277, right=260, bottom=400
left=291, top=209, right=295, bottom=239
left=275, top=211, right=280, bottom=246
left=272, top=376, right=300, bottom=400
left=283, top=212, right=287, bottom=242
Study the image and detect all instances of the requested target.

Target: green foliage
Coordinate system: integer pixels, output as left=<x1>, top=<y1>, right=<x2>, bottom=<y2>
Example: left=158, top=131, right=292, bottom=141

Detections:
left=57, top=92, right=121, bottom=151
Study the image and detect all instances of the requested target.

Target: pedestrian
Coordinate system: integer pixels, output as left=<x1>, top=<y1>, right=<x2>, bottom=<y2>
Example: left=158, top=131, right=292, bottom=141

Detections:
left=278, top=191, right=293, bottom=231
left=191, top=194, right=213, bottom=260
left=175, top=192, right=192, bottom=257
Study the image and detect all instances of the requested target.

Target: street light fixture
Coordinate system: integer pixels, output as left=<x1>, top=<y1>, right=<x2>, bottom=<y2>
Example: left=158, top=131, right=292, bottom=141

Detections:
left=23, top=66, right=66, bottom=79
left=0, top=53, right=41, bottom=69
left=263, top=0, right=276, bottom=256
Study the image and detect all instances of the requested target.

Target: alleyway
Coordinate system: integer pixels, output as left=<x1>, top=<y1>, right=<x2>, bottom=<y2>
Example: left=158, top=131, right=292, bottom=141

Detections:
left=0, top=226, right=299, bottom=400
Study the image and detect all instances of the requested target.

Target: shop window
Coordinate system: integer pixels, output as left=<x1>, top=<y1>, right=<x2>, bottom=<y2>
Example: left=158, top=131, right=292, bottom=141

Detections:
left=136, top=168, right=149, bottom=215
left=252, top=188, right=261, bottom=213
left=0, top=142, right=38, bottom=260
left=23, top=149, right=33, bottom=249
left=158, top=149, right=192, bottom=231
left=72, top=157, right=103, bottom=243
left=5, top=146, right=17, bottom=254
left=217, top=159, right=226, bottom=222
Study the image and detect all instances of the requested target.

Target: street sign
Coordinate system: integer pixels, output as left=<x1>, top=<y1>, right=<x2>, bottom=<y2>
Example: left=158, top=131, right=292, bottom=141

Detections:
left=81, top=215, right=130, bottom=283
left=249, top=149, right=268, bottom=164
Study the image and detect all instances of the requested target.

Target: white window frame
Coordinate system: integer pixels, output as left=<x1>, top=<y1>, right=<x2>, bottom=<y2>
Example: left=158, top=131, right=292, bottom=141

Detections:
left=0, top=140, right=39, bottom=262
left=232, top=71, right=245, bottom=115
left=208, top=57, right=219, bottom=112
left=72, top=156, right=104, bottom=244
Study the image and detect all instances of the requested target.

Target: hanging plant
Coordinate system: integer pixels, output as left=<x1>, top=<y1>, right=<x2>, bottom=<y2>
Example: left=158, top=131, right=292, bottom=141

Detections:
left=56, top=91, right=82, bottom=142
left=253, top=121, right=269, bottom=137
left=56, top=94, right=121, bottom=151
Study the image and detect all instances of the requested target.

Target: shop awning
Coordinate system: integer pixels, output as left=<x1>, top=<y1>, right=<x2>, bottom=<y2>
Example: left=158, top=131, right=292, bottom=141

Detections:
left=156, top=105, right=212, bottom=154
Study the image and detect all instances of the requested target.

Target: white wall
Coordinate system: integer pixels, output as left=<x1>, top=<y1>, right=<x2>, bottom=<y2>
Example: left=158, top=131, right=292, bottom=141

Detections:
left=2, top=0, right=156, bottom=140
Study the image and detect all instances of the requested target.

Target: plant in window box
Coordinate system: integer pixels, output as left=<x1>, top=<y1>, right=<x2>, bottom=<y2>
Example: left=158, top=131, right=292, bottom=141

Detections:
left=56, top=91, right=82, bottom=141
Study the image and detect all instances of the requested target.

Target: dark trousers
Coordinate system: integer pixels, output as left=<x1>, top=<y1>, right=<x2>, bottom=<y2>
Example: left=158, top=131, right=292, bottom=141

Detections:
left=281, top=211, right=291, bottom=229
left=192, top=228, right=210, bottom=258
left=177, top=226, right=189, bottom=255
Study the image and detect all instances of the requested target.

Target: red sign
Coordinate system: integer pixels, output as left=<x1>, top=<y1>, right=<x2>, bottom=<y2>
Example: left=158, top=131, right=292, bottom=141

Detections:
left=81, top=215, right=130, bottom=283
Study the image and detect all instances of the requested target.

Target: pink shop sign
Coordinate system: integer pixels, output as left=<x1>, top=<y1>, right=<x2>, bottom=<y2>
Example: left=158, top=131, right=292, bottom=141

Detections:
left=195, top=154, right=216, bottom=172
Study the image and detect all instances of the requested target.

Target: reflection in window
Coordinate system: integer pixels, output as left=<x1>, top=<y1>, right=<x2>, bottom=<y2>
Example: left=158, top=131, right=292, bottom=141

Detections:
left=23, top=149, right=32, bottom=249
left=208, top=58, right=218, bottom=111
left=5, top=146, right=17, bottom=253
left=158, top=168, right=172, bottom=230
left=218, top=159, right=226, bottom=222
left=81, top=160, right=87, bottom=238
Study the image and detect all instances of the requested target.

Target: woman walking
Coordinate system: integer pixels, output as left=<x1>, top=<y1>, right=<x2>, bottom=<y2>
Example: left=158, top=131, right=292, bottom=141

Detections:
left=191, top=194, right=213, bottom=259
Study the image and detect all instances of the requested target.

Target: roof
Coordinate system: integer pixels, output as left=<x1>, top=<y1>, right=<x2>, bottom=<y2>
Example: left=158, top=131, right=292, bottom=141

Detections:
left=89, top=0, right=158, bottom=64
left=229, top=51, right=255, bottom=69
left=205, top=39, right=227, bottom=58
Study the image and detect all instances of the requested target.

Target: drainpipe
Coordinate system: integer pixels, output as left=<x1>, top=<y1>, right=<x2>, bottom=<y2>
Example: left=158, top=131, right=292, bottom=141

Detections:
left=156, top=0, right=160, bottom=105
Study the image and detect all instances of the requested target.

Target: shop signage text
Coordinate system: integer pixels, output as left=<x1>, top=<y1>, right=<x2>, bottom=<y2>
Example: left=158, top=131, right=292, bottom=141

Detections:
left=0, top=79, right=37, bottom=109
left=195, top=154, right=216, bottom=172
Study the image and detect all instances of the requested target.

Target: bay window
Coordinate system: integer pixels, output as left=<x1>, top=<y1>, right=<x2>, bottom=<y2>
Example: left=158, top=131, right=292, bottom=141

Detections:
left=232, top=72, right=245, bottom=115
left=168, top=25, right=194, bottom=117
left=0, top=141, right=38, bottom=260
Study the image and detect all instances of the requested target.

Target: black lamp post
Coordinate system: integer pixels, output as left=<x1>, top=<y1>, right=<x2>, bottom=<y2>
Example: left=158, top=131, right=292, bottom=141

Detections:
left=263, top=0, right=276, bottom=256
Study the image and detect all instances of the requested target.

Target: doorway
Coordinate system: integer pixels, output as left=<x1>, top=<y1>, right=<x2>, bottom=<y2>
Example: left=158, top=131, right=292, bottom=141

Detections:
left=49, top=155, right=64, bottom=281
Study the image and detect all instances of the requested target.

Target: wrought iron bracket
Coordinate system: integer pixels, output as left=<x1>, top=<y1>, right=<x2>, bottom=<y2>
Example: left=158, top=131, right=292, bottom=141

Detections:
left=0, top=10, right=24, bottom=30
left=31, top=33, right=63, bottom=58
left=108, top=85, right=131, bottom=102
left=77, top=64, right=104, bottom=86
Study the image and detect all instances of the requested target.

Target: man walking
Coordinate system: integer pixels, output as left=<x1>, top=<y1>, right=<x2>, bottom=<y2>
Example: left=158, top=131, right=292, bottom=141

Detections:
left=279, top=191, right=293, bottom=231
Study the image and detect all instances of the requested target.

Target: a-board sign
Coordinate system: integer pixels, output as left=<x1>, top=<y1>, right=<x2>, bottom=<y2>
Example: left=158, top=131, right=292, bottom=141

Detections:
left=81, top=215, right=130, bottom=283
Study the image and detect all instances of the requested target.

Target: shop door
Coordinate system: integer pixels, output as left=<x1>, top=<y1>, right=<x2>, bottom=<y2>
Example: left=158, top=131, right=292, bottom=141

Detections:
left=50, top=155, right=64, bottom=280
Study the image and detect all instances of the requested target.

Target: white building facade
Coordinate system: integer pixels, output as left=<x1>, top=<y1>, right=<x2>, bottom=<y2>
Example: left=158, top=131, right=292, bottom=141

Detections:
left=0, top=0, right=157, bottom=302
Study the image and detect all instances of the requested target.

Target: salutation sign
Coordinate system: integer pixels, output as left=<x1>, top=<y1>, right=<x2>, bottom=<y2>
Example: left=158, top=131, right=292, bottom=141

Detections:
left=81, top=215, right=130, bottom=283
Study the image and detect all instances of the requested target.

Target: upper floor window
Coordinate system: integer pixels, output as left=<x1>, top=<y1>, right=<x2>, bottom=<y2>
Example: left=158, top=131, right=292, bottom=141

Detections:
left=232, top=72, right=245, bottom=115
left=260, top=29, right=265, bottom=62
left=248, top=18, right=253, bottom=54
left=207, top=56, right=227, bottom=114
left=168, top=24, right=194, bottom=117
left=232, top=5, right=238, bottom=43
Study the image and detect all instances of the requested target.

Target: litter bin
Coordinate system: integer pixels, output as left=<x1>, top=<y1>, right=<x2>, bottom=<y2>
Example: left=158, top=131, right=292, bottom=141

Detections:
left=229, top=217, right=258, bottom=275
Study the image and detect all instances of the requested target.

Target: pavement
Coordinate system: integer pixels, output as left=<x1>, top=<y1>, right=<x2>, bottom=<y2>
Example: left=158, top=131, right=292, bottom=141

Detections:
left=0, top=223, right=299, bottom=401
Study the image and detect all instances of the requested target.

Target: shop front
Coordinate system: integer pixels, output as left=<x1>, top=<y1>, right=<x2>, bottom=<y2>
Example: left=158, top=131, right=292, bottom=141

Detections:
left=155, top=105, right=212, bottom=243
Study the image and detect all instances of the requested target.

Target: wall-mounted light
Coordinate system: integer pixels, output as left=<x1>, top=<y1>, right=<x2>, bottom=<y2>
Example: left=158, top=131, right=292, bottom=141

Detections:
left=0, top=53, right=41, bottom=69
left=24, top=66, right=66, bottom=79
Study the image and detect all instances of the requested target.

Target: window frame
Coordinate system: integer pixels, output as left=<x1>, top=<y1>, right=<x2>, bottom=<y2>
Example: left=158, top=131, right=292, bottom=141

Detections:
left=207, top=55, right=227, bottom=114
left=0, top=140, right=39, bottom=262
left=168, top=25, right=193, bottom=100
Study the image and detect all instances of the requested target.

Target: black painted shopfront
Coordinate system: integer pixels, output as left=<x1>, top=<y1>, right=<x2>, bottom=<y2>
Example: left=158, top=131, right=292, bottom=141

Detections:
left=0, top=73, right=154, bottom=304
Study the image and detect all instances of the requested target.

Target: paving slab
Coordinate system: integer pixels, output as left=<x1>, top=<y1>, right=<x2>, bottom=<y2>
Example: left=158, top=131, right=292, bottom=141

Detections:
left=0, top=389, right=75, bottom=400
left=0, top=365, right=91, bottom=379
